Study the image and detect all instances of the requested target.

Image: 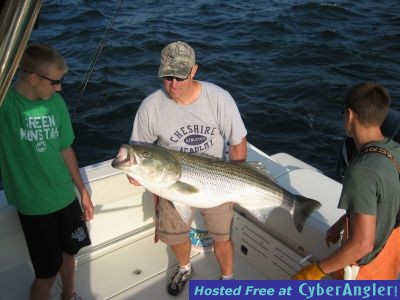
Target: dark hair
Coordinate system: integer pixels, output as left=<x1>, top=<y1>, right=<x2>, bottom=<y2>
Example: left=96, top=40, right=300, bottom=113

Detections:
left=344, top=82, right=391, bottom=126
left=20, top=43, right=68, bottom=74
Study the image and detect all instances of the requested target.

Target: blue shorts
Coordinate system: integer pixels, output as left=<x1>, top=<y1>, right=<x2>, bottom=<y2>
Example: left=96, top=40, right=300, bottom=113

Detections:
left=18, top=198, right=91, bottom=279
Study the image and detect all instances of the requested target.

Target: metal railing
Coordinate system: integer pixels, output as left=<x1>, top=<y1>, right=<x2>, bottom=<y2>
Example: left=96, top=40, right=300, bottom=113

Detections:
left=0, top=0, right=42, bottom=106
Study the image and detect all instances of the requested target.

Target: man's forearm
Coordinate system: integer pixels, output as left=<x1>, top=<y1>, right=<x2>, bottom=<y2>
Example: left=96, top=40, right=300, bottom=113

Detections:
left=229, top=137, right=247, bottom=162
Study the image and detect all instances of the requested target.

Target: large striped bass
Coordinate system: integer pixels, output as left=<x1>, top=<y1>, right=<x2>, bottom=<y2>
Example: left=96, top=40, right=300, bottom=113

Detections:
left=111, top=143, right=321, bottom=232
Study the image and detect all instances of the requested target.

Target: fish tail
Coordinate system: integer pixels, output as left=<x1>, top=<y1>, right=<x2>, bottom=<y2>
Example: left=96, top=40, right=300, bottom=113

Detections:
left=293, top=195, right=321, bottom=232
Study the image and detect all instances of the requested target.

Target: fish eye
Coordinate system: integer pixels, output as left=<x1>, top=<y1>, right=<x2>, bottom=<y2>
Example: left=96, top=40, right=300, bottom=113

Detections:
left=142, top=151, right=152, bottom=159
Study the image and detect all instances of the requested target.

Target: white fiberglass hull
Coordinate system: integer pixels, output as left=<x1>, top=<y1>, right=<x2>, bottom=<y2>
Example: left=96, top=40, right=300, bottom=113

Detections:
left=0, top=143, right=344, bottom=299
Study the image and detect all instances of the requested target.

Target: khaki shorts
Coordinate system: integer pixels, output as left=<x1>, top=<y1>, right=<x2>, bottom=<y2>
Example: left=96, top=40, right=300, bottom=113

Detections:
left=155, top=197, right=233, bottom=245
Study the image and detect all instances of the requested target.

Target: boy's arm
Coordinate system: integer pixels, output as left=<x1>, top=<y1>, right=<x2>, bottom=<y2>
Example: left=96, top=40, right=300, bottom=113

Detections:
left=62, top=147, right=94, bottom=221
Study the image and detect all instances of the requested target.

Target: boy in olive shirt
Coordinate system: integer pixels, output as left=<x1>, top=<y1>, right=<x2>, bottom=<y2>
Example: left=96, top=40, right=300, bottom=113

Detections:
left=0, top=43, right=94, bottom=300
left=293, top=82, right=400, bottom=280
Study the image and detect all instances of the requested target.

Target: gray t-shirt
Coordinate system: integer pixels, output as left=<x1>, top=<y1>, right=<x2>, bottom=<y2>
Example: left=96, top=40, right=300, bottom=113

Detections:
left=338, top=138, right=400, bottom=264
left=131, top=81, right=247, bottom=159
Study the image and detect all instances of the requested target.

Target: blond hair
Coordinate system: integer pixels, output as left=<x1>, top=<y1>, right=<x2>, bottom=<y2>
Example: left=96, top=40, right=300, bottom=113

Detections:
left=20, top=43, right=68, bottom=74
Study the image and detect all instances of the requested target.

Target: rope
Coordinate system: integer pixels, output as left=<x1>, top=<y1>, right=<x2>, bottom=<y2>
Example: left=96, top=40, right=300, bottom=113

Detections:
left=70, top=0, right=123, bottom=118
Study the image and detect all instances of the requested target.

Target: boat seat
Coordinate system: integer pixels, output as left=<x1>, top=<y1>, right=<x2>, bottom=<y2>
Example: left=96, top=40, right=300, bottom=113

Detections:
left=78, top=175, right=155, bottom=254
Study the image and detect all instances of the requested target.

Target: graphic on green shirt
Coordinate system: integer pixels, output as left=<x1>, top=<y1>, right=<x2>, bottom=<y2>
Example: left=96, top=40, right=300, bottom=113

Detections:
left=0, top=88, right=76, bottom=215
left=20, top=114, right=61, bottom=153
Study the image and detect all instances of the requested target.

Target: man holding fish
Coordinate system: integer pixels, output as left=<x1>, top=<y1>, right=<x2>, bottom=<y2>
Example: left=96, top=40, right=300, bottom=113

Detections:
left=128, top=41, right=247, bottom=295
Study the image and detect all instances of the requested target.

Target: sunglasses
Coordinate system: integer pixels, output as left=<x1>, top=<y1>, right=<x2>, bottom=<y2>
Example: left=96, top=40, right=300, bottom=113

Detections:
left=22, top=69, right=64, bottom=85
left=163, top=76, right=187, bottom=82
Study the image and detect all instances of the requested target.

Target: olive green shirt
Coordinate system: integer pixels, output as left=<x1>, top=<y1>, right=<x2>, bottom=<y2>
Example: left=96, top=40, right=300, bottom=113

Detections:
left=338, top=138, right=400, bottom=264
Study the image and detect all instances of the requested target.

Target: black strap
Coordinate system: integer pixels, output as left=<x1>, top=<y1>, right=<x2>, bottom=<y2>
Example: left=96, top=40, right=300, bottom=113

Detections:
left=363, top=145, right=400, bottom=228
left=363, top=145, right=400, bottom=173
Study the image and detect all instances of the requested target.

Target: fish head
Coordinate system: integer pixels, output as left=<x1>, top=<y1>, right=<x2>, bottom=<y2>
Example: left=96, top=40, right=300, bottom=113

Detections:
left=112, top=143, right=181, bottom=187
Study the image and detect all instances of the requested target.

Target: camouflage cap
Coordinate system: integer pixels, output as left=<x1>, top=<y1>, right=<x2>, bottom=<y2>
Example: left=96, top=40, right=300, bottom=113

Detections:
left=158, top=41, right=195, bottom=79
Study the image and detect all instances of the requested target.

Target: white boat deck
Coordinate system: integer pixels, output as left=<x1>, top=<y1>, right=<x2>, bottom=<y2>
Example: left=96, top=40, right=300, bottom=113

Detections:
left=73, top=212, right=281, bottom=300
left=0, top=145, right=345, bottom=299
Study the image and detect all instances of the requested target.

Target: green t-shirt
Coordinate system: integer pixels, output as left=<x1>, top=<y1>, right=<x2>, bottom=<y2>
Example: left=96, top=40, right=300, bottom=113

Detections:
left=338, top=138, right=400, bottom=265
left=0, top=88, right=76, bottom=215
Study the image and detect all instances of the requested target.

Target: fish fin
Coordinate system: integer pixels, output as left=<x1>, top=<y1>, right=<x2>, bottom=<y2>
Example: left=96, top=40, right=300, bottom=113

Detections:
left=244, top=161, right=276, bottom=182
left=173, top=202, right=193, bottom=224
left=170, top=181, right=199, bottom=194
left=293, top=195, right=322, bottom=232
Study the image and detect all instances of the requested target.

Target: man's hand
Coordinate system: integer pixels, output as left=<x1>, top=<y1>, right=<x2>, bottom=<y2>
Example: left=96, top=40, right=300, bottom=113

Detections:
left=127, top=175, right=141, bottom=186
left=326, top=224, right=343, bottom=247
left=292, top=263, right=326, bottom=280
left=325, top=214, right=346, bottom=247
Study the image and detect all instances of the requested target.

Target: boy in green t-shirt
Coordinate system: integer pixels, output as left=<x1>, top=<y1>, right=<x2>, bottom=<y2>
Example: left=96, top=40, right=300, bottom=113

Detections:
left=0, top=43, right=94, bottom=300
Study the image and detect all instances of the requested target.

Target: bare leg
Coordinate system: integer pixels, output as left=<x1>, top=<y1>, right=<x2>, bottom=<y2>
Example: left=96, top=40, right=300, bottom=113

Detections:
left=213, top=239, right=234, bottom=276
left=59, top=253, right=76, bottom=300
left=30, top=277, right=56, bottom=300
left=167, top=237, right=193, bottom=296
left=170, top=237, right=192, bottom=266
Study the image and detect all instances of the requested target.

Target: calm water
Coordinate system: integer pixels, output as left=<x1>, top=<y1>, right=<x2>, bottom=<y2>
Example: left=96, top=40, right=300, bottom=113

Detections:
left=30, top=0, right=400, bottom=179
